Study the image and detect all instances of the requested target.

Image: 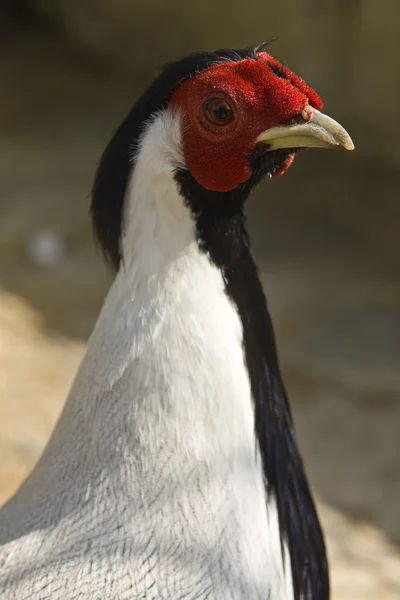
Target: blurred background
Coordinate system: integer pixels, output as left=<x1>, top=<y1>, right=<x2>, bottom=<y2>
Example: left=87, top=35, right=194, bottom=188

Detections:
left=0, top=1, right=399, bottom=598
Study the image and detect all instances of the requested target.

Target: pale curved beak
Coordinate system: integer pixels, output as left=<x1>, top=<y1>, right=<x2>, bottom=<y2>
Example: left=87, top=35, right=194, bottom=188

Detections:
left=257, top=106, right=354, bottom=152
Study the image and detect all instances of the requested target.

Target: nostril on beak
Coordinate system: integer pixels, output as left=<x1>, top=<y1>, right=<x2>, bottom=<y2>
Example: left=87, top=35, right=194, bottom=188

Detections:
left=301, top=106, right=312, bottom=121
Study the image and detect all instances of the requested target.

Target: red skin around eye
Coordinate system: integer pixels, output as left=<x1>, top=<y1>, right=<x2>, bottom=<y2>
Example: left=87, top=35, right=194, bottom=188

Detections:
left=170, top=54, right=322, bottom=192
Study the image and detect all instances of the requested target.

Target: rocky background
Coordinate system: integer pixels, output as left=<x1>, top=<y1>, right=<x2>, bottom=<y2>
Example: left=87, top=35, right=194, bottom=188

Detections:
left=1, top=1, right=399, bottom=598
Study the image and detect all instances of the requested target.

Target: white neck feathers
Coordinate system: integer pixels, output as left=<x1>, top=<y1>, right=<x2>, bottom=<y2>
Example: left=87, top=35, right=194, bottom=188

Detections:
left=0, top=109, right=293, bottom=600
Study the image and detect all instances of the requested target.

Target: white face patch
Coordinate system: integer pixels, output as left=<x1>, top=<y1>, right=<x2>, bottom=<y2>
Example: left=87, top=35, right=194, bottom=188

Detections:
left=120, top=109, right=194, bottom=277
left=133, top=109, right=186, bottom=175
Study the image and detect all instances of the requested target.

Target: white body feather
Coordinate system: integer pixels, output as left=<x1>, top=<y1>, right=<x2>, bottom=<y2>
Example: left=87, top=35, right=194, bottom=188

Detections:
left=0, top=113, right=293, bottom=600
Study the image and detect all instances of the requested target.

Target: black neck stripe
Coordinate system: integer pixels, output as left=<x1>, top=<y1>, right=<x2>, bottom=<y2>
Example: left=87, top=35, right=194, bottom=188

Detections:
left=175, top=167, right=330, bottom=600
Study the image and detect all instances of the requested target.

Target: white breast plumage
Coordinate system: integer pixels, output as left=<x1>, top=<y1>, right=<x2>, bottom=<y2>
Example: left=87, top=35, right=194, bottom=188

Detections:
left=0, top=112, right=293, bottom=600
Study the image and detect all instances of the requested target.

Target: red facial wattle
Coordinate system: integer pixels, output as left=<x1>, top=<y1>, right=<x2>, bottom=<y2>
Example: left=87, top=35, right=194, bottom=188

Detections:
left=170, top=53, right=323, bottom=192
left=272, top=153, right=296, bottom=178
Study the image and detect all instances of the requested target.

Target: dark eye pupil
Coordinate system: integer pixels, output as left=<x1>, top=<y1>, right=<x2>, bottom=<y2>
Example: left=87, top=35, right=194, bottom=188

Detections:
left=203, top=98, right=234, bottom=127
left=214, top=106, right=228, bottom=120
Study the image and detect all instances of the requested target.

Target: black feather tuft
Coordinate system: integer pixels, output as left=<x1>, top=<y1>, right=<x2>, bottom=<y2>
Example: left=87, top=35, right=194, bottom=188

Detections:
left=91, top=46, right=256, bottom=269
left=268, top=61, right=288, bottom=79
left=253, top=38, right=279, bottom=54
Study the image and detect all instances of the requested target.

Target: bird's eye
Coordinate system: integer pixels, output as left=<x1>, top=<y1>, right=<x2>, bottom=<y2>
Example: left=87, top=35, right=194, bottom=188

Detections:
left=203, top=98, right=234, bottom=127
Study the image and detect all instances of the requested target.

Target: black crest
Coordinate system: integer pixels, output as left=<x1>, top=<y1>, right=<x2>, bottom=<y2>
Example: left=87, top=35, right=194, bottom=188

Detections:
left=91, top=46, right=258, bottom=269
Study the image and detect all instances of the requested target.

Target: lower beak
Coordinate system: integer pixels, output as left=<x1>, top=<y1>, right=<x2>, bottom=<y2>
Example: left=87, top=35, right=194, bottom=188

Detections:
left=257, top=106, right=354, bottom=151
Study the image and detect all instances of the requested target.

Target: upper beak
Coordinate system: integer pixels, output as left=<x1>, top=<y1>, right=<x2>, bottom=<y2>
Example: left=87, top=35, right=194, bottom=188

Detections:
left=257, top=106, right=354, bottom=152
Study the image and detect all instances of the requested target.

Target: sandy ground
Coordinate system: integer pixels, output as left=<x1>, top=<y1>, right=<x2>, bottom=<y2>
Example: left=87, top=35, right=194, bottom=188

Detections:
left=1, top=34, right=400, bottom=599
